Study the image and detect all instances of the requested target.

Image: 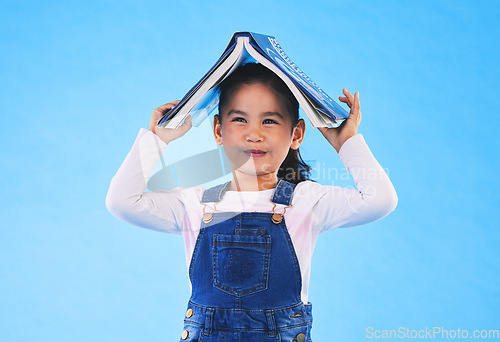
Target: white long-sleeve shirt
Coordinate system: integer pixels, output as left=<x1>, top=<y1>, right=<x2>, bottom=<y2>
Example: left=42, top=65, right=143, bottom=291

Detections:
left=106, top=128, right=398, bottom=304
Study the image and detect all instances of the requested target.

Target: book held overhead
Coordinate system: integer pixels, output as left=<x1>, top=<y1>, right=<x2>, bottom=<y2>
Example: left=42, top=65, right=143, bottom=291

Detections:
left=158, top=31, right=349, bottom=129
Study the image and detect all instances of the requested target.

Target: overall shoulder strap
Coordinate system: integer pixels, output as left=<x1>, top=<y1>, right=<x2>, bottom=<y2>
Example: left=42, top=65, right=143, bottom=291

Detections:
left=201, top=181, right=232, bottom=203
left=270, top=180, right=297, bottom=206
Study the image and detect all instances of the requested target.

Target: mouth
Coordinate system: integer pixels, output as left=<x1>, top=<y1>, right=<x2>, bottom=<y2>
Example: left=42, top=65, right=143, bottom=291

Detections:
left=245, top=149, right=267, bottom=158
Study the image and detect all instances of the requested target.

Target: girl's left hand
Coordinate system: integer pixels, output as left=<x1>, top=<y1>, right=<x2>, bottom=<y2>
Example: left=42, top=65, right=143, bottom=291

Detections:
left=318, top=88, right=362, bottom=153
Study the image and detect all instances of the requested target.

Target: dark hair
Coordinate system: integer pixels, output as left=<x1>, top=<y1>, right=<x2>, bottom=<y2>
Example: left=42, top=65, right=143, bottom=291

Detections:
left=215, top=62, right=311, bottom=184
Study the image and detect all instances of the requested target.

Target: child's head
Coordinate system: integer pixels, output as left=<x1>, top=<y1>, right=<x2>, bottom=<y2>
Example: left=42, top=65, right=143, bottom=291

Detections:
left=213, top=63, right=311, bottom=184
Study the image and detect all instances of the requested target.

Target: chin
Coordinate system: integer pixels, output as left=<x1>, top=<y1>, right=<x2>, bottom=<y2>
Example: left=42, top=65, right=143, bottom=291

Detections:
left=239, top=161, right=275, bottom=174
left=234, top=167, right=277, bottom=178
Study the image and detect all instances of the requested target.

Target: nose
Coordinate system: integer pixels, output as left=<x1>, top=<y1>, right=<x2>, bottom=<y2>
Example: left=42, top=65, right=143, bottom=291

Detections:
left=245, top=124, right=263, bottom=142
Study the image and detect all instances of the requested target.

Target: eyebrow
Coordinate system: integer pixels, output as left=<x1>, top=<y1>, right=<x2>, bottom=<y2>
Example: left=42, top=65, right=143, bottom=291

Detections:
left=227, top=109, right=285, bottom=120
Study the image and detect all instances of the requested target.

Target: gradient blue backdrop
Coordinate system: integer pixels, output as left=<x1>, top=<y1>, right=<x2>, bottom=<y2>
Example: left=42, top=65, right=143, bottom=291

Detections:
left=1, top=0, right=499, bottom=341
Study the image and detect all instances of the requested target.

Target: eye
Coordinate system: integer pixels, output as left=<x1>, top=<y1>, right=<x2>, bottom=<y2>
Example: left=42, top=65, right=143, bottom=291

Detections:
left=263, top=118, right=278, bottom=124
left=231, top=117, right=246, bottom=123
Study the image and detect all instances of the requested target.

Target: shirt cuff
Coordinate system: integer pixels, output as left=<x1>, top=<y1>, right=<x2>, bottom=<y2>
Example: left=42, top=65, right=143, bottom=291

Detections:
left=338, top=134, right=367, bottom=160
left=139, top=128, right=168, bottom=152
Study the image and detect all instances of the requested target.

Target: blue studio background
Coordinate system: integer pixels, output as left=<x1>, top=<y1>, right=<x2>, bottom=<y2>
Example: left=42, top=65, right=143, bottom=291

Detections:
left=1, top=1, right=499, bottom=341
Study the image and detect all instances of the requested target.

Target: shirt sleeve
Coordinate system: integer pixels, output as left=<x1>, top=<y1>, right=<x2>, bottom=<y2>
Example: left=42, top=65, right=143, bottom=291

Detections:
left=313, top=134, right=398, bottom=234
left=105, top=128, right=186, bottom=235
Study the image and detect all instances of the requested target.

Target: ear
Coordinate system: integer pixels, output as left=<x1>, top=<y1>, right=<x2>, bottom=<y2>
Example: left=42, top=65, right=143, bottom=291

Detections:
left=290, top=119, right=305, bottom=150
left=213, top=114, right=223, bottom=145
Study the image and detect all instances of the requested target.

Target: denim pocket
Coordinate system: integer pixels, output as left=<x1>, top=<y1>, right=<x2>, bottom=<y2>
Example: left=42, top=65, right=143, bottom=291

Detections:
left=213, top=233, right=271, bottom=296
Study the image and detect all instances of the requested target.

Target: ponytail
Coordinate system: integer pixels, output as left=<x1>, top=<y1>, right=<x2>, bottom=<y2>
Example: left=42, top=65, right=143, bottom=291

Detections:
left=278, top=148, right=311, bottom=184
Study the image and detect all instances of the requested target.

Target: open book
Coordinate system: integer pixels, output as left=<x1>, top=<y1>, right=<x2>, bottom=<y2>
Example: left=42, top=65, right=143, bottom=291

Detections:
left=157, top=31, right=349, bottom=129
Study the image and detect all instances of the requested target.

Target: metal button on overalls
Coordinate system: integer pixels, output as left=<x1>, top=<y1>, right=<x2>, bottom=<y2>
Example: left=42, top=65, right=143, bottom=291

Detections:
left=180, top=180, right=313, bottom=341
left=181, top=329, right=189, bottom=340
left=294, top=332, right=306, bottom=342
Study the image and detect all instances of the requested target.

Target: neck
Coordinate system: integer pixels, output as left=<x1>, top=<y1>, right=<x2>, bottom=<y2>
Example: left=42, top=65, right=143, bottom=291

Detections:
left=229, top=171, right=279, bottom=191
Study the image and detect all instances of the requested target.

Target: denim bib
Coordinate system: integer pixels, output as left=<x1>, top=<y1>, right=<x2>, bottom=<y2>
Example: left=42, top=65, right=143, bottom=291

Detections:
left=179, top=180, right=313, bottom=342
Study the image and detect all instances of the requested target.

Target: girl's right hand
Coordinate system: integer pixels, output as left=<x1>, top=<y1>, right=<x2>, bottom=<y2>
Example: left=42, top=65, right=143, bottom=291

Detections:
left=149, top=100, right=192, bottom=144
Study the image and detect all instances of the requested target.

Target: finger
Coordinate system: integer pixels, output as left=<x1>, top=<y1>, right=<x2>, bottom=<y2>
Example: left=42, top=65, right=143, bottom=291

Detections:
left=343, top=88, right=354, bottom=107
left=181, top=115, right=192, bottom=127
left=339, top=96, right=349, bottom=104
left=153, top=101, right=180, bottom=123
left=155, top=102, right=177, bottom=114
left=348, top=92, right=361, bottom=122
left=179, top=115, right=193, bottom=134
left=352, top=92, right=360, bottom=113
left=152, top=110, right=166, bottom=124
left=169, top=100, right=181, bottom=107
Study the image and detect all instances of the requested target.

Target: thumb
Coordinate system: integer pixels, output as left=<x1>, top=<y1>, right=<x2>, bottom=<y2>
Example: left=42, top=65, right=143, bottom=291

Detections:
left=178, top=115, right=192, bottom=135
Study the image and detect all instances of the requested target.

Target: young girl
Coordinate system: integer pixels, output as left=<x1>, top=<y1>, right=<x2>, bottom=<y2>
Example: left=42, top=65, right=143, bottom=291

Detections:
left=106, top=63, right=398, bottom=342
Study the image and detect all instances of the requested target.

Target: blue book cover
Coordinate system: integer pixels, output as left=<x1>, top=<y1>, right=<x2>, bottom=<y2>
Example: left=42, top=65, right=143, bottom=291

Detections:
left=158, top=31, right=348, bottom=127
left=240, top=32, right=349, bottom=121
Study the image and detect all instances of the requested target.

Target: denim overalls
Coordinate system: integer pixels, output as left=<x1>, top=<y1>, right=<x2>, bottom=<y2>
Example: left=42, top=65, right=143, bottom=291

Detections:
left=179, top=179, right=313, bottom=342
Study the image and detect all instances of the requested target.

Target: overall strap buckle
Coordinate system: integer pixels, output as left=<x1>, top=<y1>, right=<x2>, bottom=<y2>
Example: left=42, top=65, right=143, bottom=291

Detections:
left=269, top=180, right=297, bottom=224
left=200, top=181, right=231, bottom=224
left=270, top=201, right=292, bottom=224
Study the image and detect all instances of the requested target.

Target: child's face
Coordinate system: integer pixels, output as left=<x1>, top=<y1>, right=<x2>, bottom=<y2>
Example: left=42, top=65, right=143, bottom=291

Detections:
left=213, top=83, right=304, bottom=180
